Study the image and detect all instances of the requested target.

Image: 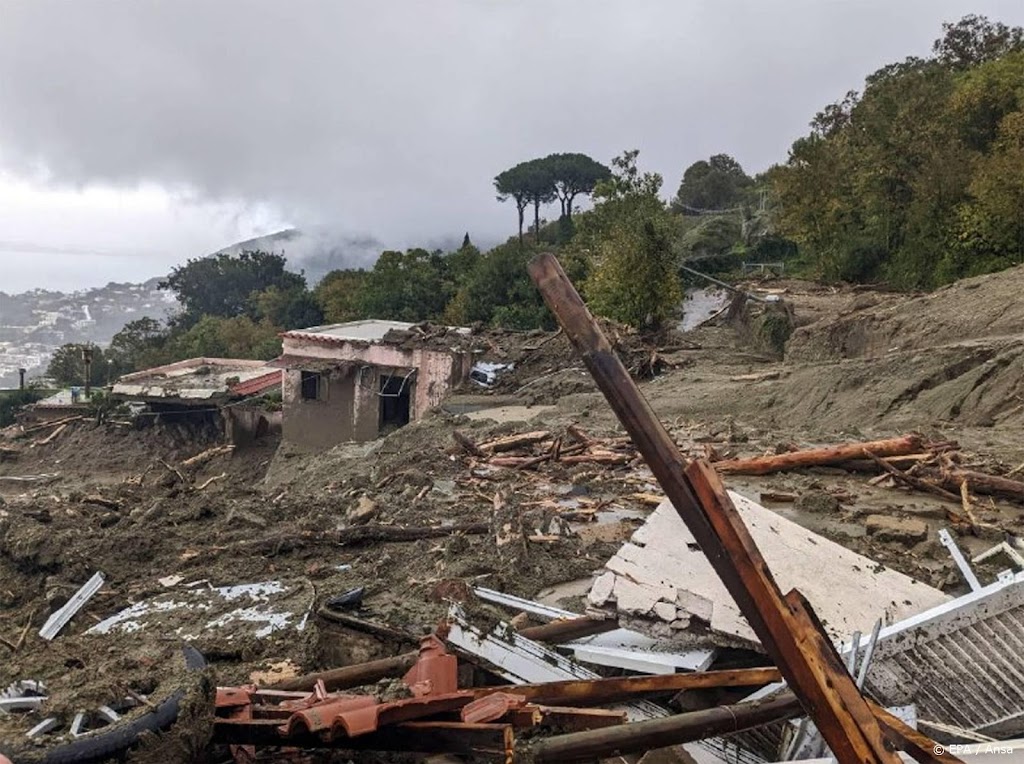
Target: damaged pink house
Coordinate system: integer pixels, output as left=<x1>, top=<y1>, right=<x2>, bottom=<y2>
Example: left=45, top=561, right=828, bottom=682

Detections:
left=274, top=320, right=476, bottom=449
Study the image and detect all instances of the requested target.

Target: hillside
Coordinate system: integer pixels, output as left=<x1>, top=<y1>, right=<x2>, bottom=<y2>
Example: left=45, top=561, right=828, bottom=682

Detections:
left=0, top=278, right=177, bottom=386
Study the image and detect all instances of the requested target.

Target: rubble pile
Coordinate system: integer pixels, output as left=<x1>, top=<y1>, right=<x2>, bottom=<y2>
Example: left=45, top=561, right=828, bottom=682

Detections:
left=1, top=264, right=1024, bottom=762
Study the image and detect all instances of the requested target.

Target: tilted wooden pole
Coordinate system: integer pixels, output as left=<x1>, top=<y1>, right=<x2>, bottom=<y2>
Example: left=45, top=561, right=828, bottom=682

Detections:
left=527, top=252, right=902, bottom=764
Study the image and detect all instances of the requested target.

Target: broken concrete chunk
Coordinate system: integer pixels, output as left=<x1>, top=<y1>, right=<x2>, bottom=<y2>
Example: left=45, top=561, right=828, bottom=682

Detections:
left=865, top=514, right=928, bottom=543
left=653, top=601, right=677, bottom=622
left=588, top=571, right=615, bottom=606
left=590, top=496, right=948, bottom=649
left=346, top=495, right=378, bottom=525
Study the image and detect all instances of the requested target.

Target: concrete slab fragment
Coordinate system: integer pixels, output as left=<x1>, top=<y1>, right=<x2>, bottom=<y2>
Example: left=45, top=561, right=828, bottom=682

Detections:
left=591, top=495, right=949, bottom=649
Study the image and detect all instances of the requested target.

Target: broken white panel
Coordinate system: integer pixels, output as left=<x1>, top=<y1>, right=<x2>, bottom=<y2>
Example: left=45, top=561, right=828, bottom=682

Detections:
left=939, top=528, right=982, bottom=591
left=590, top=496, right=949, bottom=649
left=88, top=580, right=308, bottom=640
left=0, top=696, right=47, bottom=714
left=728, top=568, right=1024, bottom=763
left=472, top=585, right=716, bottom=673
left=39, top=572, right=105, bottom=640
left=856, top=568, right=1024, bottom=738
left=445, top=606, right=666, bottom=722
left=26, top=718, right=58, bottom=738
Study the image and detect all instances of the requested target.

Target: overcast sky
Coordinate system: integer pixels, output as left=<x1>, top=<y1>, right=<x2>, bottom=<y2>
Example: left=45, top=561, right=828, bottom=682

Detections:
left=1, top=0, right=1022, bottom=292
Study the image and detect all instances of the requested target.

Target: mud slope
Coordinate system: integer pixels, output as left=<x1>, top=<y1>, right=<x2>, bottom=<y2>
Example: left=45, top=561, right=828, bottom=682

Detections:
left=787, top=264, right=1024, bottom=361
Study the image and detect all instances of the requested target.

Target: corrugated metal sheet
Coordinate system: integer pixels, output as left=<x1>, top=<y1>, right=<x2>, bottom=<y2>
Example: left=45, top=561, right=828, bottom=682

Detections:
left=701, top=570, right=1024, bottom=763
left=863, top=570, right=1024, bottom=737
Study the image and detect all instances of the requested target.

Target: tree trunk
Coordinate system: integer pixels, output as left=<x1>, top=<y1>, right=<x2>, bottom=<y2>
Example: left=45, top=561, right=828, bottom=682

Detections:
left=712, top=435, right=923, bottom=475
left=566, top=192, right=577, bottom=220
left=517, top=205, right=525, bottom=247
left=534, top=198, right=541, bottom=243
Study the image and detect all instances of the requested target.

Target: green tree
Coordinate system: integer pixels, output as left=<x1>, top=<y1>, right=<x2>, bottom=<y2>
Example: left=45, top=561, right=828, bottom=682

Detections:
left=358, top=249, right=452, bottom=322
left=0, top=389, right=44, bottom=427
left=771, top=17, right=1024, bottom=287
left=581, top=150, right=681, bottom=332
left=671, top=154, right=753, bottom=213
left=546, top=153, right=611, bottom=221
left=947, top=109, right=1024, bottom=276
left=166, top=315, right=280, bottom=360
left=315, top=269, right=369, bottom=323
left=933, top=14, right=1024, bottom=69
left=523, top=159, right=557, bottom=244
left=47, top=344, right=110, bottom=387
left=160, top=250, right=306, bottom=326
left=253, top=285, right=324, bottom=330
left=107, top=317, right=168, bottom=377
left=495, top=165, right=533, bottom=245
left=460, top=240, right=582, bottom=329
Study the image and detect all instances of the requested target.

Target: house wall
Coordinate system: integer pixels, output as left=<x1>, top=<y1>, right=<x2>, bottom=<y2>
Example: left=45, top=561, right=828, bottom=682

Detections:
left=281, top=364, right=358, bottom=450
left=280, top=337, right=469, bottom=449
left=224, top=405, right=282, bottom=446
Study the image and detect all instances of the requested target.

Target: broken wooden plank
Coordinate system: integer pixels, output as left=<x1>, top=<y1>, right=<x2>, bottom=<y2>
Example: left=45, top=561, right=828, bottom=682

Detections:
left=871, top=701, right=965, bottom=764
left=711, top=435, right=923, bottom=475
left=476, top=667, right=782, bottom=706
left=528, top=252, right=903, bottom=764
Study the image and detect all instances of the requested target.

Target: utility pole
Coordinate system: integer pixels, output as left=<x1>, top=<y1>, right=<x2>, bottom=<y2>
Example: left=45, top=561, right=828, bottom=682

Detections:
left=81, top=345, right=94, bottom=399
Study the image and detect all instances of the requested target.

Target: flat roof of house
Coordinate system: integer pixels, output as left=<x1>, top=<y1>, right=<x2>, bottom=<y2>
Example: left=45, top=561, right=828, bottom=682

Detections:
left=289, top=320, right=417, bottom=342
left=282, top=319, right=472, bottom=347
left=112, top=357, right=280, bottom=401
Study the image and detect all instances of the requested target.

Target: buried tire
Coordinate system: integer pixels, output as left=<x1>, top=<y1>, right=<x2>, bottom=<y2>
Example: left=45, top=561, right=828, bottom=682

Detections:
left=0, top=647, right=209, bottom=764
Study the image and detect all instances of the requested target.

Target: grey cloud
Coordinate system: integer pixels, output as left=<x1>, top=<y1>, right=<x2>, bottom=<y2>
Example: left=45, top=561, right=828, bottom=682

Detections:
left=1, top=0, right=1022, bottom=265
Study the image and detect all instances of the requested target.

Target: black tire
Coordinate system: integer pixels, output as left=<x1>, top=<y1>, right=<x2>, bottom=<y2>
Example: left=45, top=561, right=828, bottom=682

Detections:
left=0, top=646, right=206, bottom=764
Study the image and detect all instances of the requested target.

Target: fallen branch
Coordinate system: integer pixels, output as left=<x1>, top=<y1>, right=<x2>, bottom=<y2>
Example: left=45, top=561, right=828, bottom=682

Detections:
left=18, top=415, right=84, bottom=436
left=34, top=423, right=67, bottom=446
left=530, top=693, right=801, bottom=763
left=862, top=451, right=963, bottom=505
left=316, top=606, right=419, bottom=644
left=713, top=435, right=923, bottom=475
left=158, top=458, right=186, bottom=484
left=181, top=444, right=235, bottom=468
left=196, top=472, right=228, bottom=490
left=479, top=430, right=551, bottom=454
left=934, top=468, right=1024, bottom=503
left=480, top=667, right=782, bottom=707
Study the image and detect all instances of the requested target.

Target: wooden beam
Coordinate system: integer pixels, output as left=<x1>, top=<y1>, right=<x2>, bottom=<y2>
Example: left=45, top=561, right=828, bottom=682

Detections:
left=475, top=667, right=781, bottom=706
left=529, top=693, right=802, bottom=763
left=871, top=702, right=965, bottom=764
left=517, top=616, right=618, bottom=644
left=270, top=651, right=418, bottom=692
left=527, top=252, right=901, bottom=764
left=711, top=435, right=923, bottom=475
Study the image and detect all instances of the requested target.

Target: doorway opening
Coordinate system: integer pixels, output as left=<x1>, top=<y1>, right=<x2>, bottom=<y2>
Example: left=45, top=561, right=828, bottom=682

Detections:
left=379, top=371, right=412, bottom=432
